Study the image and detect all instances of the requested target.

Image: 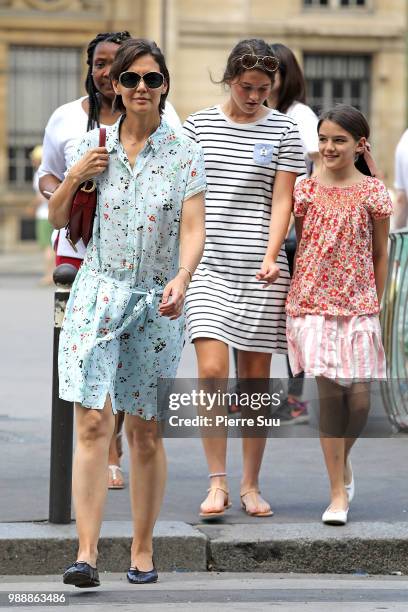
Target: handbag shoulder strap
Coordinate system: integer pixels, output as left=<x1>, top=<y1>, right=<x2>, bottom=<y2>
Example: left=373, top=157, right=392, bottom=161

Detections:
left=99, top=127, right=106, bottom=147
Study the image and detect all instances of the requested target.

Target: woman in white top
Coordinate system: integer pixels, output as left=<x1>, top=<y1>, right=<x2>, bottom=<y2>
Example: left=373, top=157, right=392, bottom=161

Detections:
left=268, top=43, right=319, bottom=174
left=268, top=43, right=320, bottom=424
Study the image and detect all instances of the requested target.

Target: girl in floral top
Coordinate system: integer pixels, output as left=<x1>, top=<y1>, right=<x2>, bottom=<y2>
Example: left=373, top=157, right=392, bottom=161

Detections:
left=286, top=105, right=392, bottom=526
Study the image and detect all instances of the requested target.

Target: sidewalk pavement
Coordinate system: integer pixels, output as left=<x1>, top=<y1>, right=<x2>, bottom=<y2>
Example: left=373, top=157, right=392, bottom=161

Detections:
left=1, top=519, right=408, bottom=576
left=1, top=253, right=407, bottom=577
left=0, top=249, right=44, bottom=276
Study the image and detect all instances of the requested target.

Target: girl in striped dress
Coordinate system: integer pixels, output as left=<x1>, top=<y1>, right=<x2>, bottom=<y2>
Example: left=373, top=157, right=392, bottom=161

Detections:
left=183, top=39, right=305, bottom=518
left=286, top=105, right=392, bottom=526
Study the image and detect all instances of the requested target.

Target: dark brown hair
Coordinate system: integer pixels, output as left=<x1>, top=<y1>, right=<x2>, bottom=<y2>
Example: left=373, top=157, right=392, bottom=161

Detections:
left=269, top=43, right=306, bottom=113
left=318, top=104, right=372, bottom=176
left=110, top=38, right=169, bottom=115
left=219, top=38, right=278, bottom=85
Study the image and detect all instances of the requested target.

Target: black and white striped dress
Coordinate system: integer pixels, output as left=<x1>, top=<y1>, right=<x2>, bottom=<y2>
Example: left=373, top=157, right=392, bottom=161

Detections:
left=183, top=105, right=305, bottom=353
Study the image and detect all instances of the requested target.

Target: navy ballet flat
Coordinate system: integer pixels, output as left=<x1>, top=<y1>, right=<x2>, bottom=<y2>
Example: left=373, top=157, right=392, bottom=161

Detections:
left=63, top=561, right=100, bottom=588
left=127, top=566, right=158, bottom=584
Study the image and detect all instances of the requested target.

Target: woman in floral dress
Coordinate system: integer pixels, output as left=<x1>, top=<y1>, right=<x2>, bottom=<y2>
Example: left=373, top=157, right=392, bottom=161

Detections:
left=49, top=39, right=205, bottom=587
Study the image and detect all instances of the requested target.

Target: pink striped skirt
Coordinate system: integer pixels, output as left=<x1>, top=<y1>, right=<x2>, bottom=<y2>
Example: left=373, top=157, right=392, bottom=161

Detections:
left=286, top=314, right=387, bottom=385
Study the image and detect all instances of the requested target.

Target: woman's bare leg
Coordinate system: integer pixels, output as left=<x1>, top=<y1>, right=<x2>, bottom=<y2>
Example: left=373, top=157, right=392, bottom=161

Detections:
left=108, top=412, right=125, bottom=487
left=194, top=338, right=229, bottom=514
left=239, top=350, right=272, bottom=514
left=73, top=396, right=115, bottom=566
left=126, top=415, right=166, bottom=571
left=343, top=382, right=371, bottom=484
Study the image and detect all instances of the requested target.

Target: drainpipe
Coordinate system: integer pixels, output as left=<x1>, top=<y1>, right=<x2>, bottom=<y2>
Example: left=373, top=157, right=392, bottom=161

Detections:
left=406, top=0, right=408, bottom=126
left=161, top=0, right=168, bottom=55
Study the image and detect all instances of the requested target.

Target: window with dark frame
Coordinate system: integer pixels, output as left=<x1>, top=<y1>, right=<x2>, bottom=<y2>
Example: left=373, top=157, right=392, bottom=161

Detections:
left=304, top=0, right=329, bottom=6
left=8, top=45, right=81, bottom=189
left=304, top=54, right=371, bottom=118
left=340, top=0, right=366, bottom=5
left=304, top=0, right=366, bottom=6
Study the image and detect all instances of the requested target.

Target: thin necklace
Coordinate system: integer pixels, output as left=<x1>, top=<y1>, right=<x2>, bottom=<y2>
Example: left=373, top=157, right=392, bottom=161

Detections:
left=122, top=122, right=157, bottom=146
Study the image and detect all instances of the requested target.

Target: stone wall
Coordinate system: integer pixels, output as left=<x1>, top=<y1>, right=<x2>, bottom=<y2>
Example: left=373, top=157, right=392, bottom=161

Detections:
left=0, top=0, right=405, bottom=249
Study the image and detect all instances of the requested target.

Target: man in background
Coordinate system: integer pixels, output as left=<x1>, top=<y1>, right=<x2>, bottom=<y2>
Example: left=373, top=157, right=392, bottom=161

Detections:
left=394, top=129, right=408, bottom=228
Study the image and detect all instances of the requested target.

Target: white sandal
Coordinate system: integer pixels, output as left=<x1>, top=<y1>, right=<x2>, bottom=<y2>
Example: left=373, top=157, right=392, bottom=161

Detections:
left=199, top=472, right=231, bottom=519
left=108, top=464, right=125, bottom=490
left=240, top=489, right=273, bottom=517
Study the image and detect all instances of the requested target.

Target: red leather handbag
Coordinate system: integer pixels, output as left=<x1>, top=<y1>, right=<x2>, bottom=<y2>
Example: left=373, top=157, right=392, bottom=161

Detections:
left=66, top=127, right=106, bottom=250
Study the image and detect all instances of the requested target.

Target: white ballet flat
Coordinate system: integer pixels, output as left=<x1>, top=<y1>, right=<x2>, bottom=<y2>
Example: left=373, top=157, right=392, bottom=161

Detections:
left=322, top=506, right=349, bottom=526
left=345, top=474, right=355, bottom=503
left=345, top=460, right=355, bottom=503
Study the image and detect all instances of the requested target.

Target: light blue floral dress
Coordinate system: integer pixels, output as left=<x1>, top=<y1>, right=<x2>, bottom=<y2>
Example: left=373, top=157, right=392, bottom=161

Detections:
left=59, top=117, right=206, bottom=419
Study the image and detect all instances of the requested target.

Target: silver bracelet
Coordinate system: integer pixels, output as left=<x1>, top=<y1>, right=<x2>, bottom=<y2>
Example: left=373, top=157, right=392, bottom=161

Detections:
left=178, top=265, right=193, bottom=282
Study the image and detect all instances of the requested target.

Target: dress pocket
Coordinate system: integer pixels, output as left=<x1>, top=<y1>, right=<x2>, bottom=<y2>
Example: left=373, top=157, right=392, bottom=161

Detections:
left=253, top=143, right=274, bottom=165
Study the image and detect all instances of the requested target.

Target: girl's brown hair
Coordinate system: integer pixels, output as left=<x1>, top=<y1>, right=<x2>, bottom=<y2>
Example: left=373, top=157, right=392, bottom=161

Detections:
left=218, top=38, right=278, bottom=85
left=269, top=43, right=306, bottom=113
left=318, top=104, right=372, bottom=176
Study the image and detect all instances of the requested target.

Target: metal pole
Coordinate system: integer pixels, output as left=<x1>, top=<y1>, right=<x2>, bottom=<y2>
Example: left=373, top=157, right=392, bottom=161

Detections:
left=49, top=264, right=78, bottom=524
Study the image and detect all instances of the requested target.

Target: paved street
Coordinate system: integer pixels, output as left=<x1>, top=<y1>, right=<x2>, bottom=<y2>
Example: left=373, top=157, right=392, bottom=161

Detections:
left=1, top=257, right=408, bottom=610
left=0, top=573, right=407, bottom=611
left=0, top=268, right=406, bottom=526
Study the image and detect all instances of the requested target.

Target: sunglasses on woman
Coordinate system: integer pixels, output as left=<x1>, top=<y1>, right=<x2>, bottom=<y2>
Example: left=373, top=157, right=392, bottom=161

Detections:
left=237, top=54, right=279, bottom=73
left=118, top=71, right=164, bottom=89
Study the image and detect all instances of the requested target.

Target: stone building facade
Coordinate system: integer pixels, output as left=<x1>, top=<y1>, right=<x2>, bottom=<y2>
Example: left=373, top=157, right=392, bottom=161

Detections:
left=0, top=0, right=406, bottom=250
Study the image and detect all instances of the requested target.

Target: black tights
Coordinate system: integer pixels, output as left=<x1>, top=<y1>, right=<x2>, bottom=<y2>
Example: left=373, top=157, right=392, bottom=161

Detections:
left=317, top=377, right=370, bottom=439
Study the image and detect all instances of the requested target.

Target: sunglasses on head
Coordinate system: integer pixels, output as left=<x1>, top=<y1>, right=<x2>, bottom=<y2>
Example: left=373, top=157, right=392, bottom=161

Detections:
left=118, top=71, right=164, bottom=89
left=237, top=54, right=279, bottom=73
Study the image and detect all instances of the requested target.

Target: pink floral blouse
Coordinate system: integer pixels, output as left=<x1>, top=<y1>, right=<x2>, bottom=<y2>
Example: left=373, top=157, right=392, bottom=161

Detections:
left=286, top=176, right=392, bottom=317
